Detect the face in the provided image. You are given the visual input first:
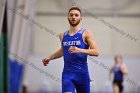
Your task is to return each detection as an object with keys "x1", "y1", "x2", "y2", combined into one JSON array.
[
  {"x1": 115, "y1": 56, "x2": 122, "y2": 64},
  {"x1": 68, "y1": 10, "x2": 82, "y2": 27}
]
